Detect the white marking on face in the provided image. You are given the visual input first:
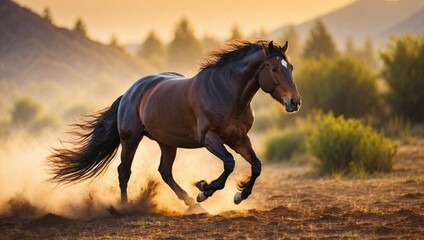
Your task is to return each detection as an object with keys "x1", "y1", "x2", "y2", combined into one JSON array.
[{"x1": 281, "y1": 59, "x2": 288, "y2": 69}]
